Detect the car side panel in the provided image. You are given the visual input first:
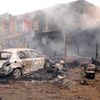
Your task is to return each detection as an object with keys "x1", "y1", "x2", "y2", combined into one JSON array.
[
  {"x1": 20, "y1": 58, "x2": 33, "y2": 74},
  {"x1": 29, "y1": 50, "x2": 45, "y2": 71},
  {"x1": 32, "y1": 57, "x2": 45, "y2": 70}
]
